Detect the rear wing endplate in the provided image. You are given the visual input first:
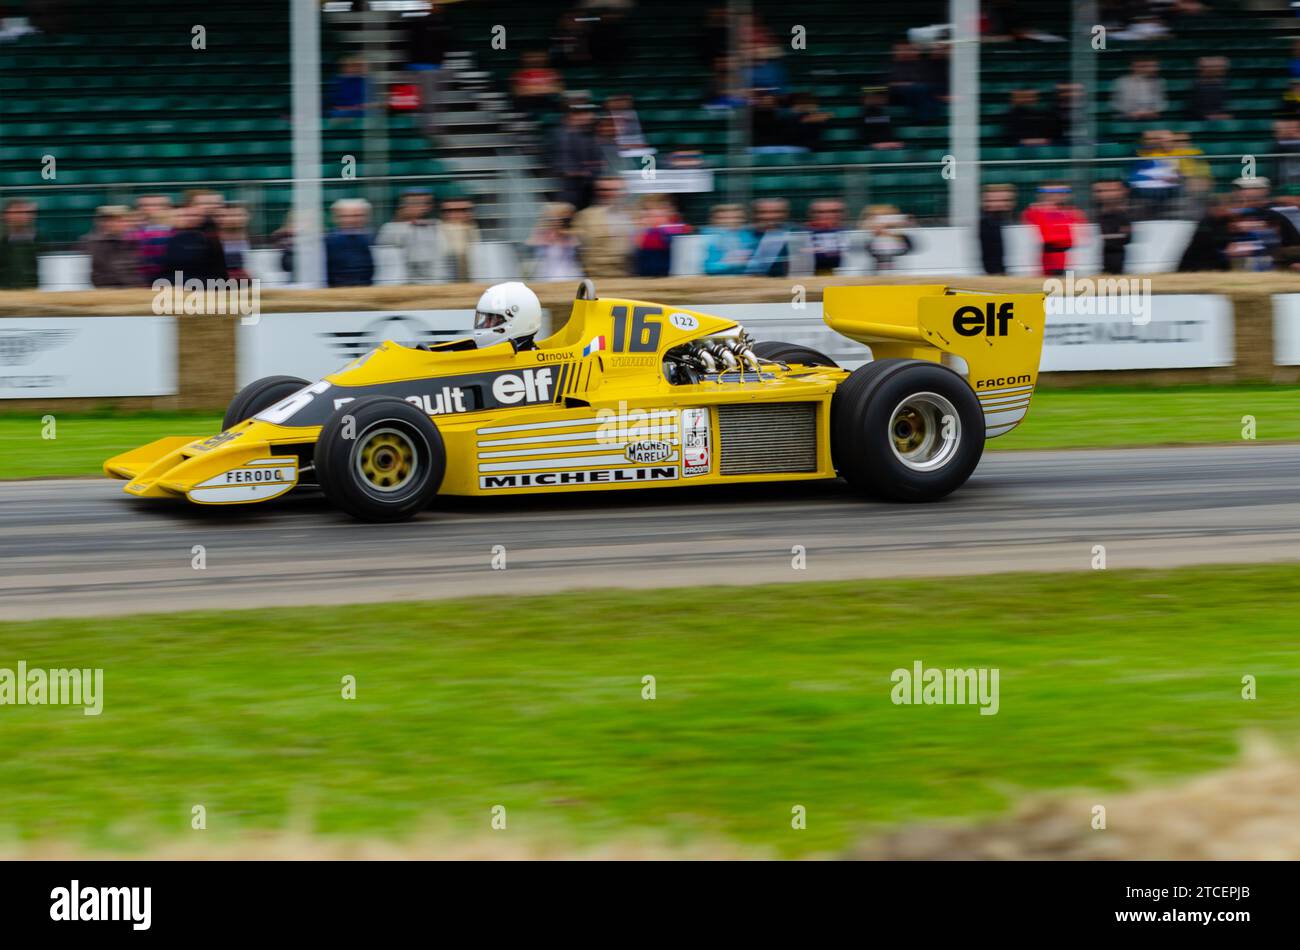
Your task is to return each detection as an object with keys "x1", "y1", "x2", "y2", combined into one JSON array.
[{"x1": 824, "y1": 285, "x2": 1046, "y2": 438}]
